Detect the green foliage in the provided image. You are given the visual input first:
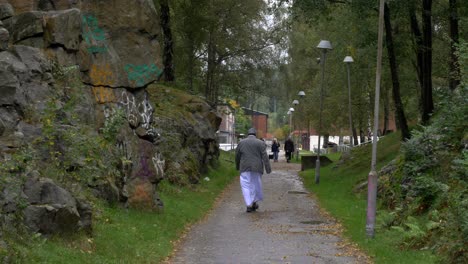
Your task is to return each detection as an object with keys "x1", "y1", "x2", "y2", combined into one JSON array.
[
  {"x1": 100, "y1": 108, "x2": 126, "y2": 142},
  {"x1": 1, "y1": 64, "x2": 126, "y2": 262},
  {"x1": 32, "y1": 90, "x2": 122, "y2": 187},
  {"x1": 379, "y1": 85, "x2": 468, "y2": 262},
  {"x1": 22, "y1": 152, "x2": 237, "y2": 263},
  {"x1": 456, "y1": 39, "x2": 468, "y2": 87},
  {"x1": 234, "y1": 108, "x2": 251, "y2": 135},
  {"x1": 300, "y1": 134, "x2": 437, "y2": 263},
  {"x1": 390, "y1": 216, "x2": 428, "y2": 248}
]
